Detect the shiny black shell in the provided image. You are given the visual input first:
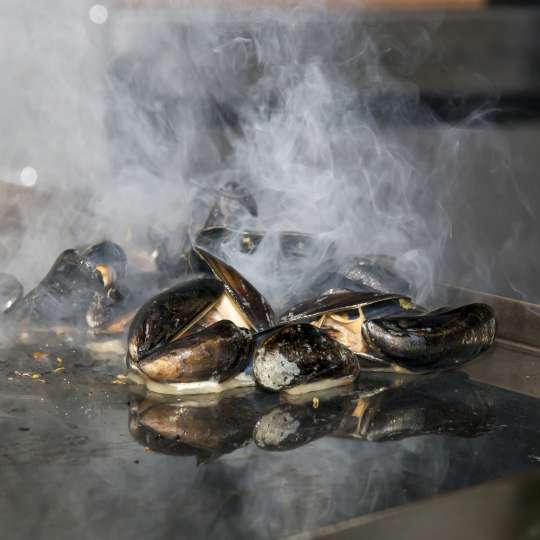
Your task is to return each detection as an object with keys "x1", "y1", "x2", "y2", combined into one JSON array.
[
  {"x1": 127, "y1": 277, "x2": 224, "y2": 361},
  {"x1": 362, "y1": 303, "x2": 496, "y2": 372},
  {"x1": 138, "y1": 320, "x2": 251, "y2": 383},
  {"x1": 252, "y1": 323, "x2": 359, "y2": 392},
  {"x1": 195, "y1": 247, "x2": 276, "y2": 331}
]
